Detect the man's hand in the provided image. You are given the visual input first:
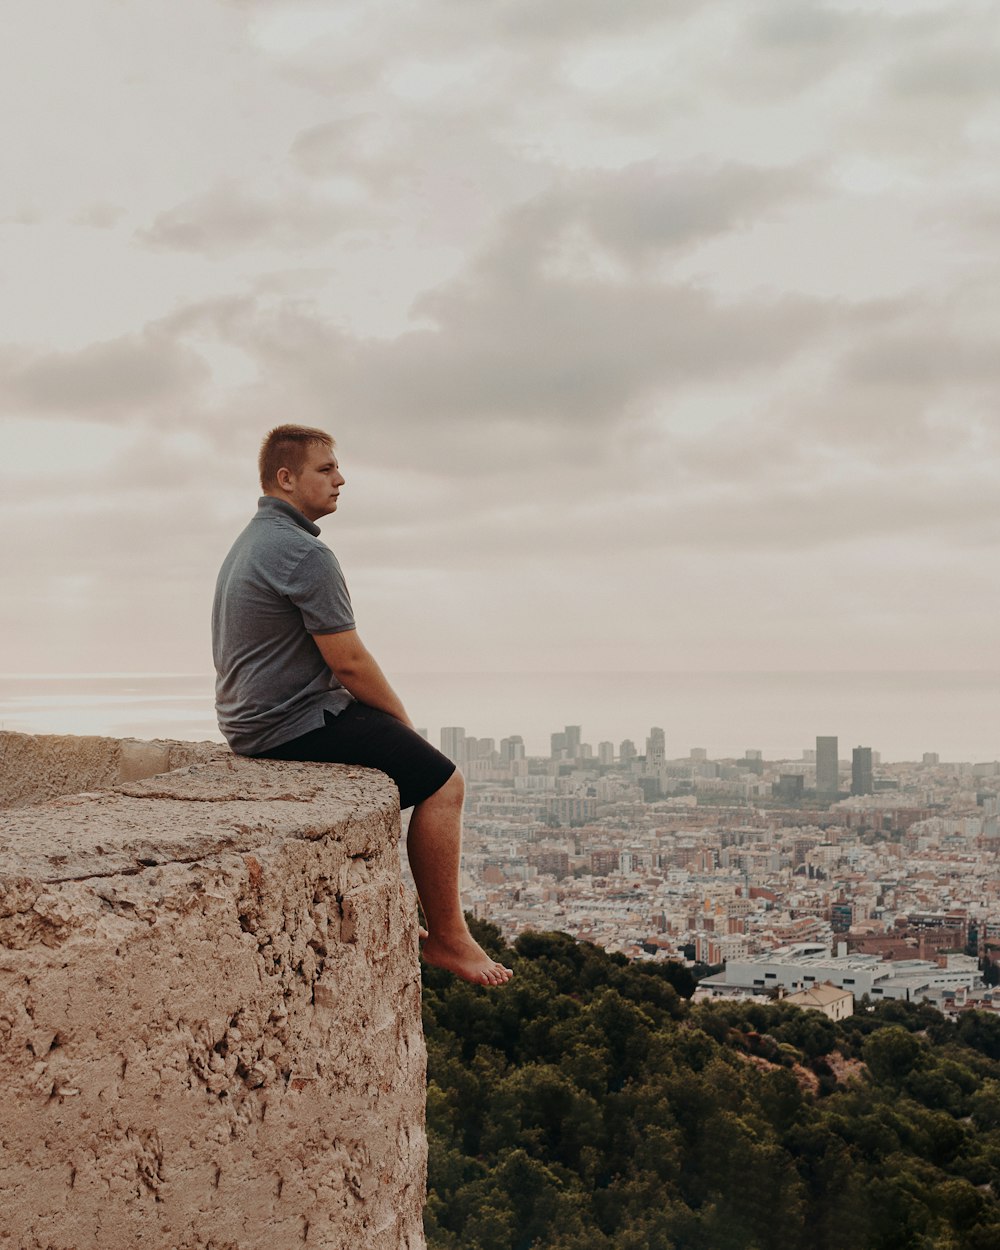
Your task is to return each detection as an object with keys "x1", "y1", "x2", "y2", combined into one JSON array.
[{"x1": 311, "y1": 629, "x2": 414, "y2": 727}]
